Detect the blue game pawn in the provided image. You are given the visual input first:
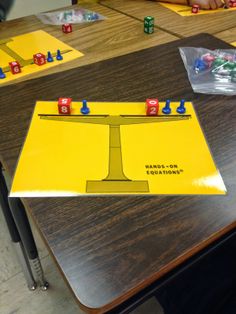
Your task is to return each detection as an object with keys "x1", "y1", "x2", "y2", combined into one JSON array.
[
  {"x1": 47, "y1": 51, "x2": 54, "y2": 62},
  {"x1": 177, "y1": 99, "x2": 186, "y2": 114},
  {"x1": 0, "y1": 67, "x2": 6, "y2": 79},
  {"x1": 194, "y1": 58, "x2": 207, "y2": 73},
  {"x1": 162, "y1": 99, "x2": 171, "y2": 114},
  {"x1": 56, "y1": 50, "x2": 63, "y2": 61},
  {"x1": 80, "y1": 99, "x2": 90, "y2": 115}
]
